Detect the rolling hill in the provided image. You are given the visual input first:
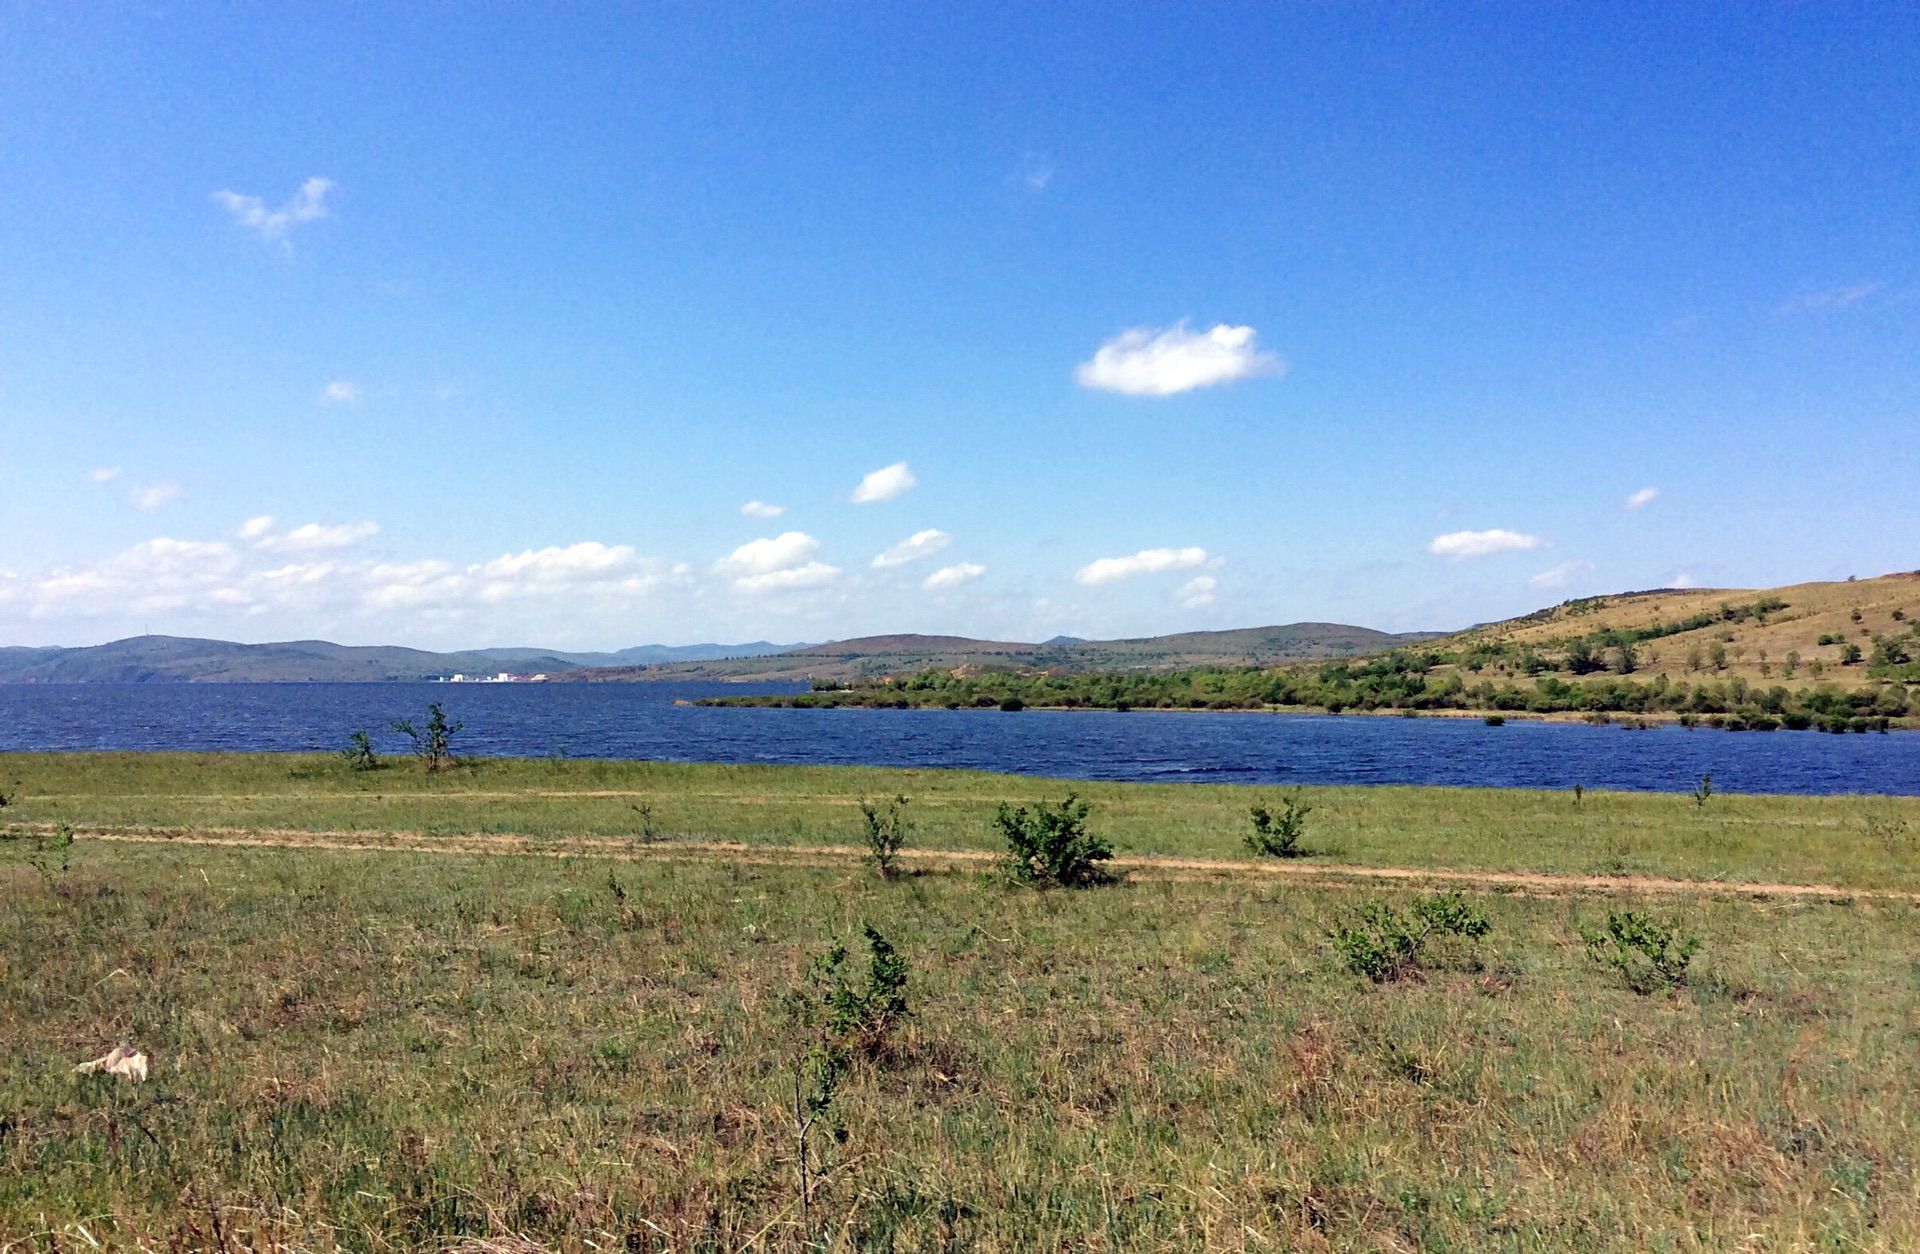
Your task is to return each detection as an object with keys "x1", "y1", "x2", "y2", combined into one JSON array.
[
  {"x1": 1427, "y1": 571, "x2": 1920, "y2": 690},
  {"x1": 554, "y1": 623, "x2": 1444, "y2": 682},
  {"x1": 0, "y1": 636, "x2": 803, "y2": 683}
]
